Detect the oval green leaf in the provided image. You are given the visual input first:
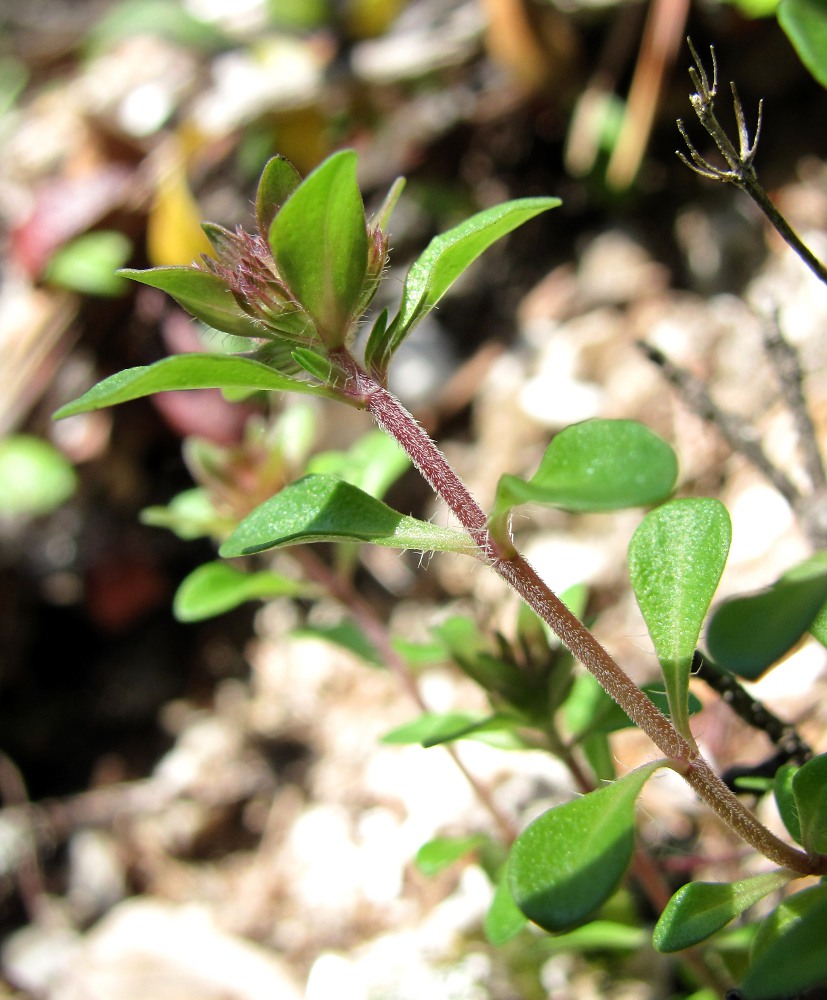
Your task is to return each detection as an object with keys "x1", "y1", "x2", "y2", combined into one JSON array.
[
  {"x1": 705, "y1": 570, "x2": 827, "y2": 679},
  {"x1": 778, "y1": 0, "x2": 827, "y2": 88},
  {"x1": 53, "y1": 354, "x2": 336, "y2": 419},
  {"x1": 119, "y1": 267, "x2": 266, "y2": 338},
  {"x1": 219, "y1": 474, "x2": 477, "y2": 557},
  {"x1": 493, "y1": 419, "x2": 678, "y2": 519},
  {"x1": 628, "y1": 498, "x2": 731, "y2": 739},
  {"x1": 508, "y1": 761, "x2": 666, "y2": 932},
  {"x1": 270, "y1": 150, "x2": 368, "y2": 345},
  {"x1": 0, "y1": 435, "x2": 77, "y2": 516},
  {"x1": 740, "y1": 884, "x2": 827, "y2": 999},
  {"x1": 387, "y1": 197, "x2": 561, "y2": 359},
  {"x1": 172, "y1": 561, "x2": 311, "y2": 622},
  {"x1": 653, "y1": 869, "x2": 795, "y2": 953},
  {"x1": 792, "y1": 752, "x2": 827, "y2": 854}
]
